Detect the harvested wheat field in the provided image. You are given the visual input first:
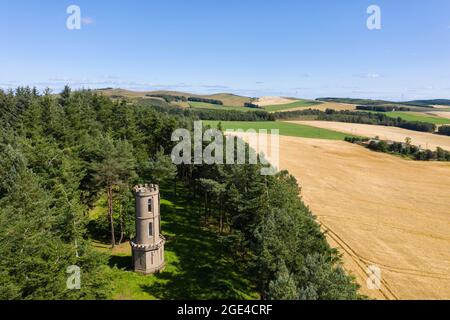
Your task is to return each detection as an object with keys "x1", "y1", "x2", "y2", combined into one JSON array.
[
  {"x1": 308, "y1": 102, "x2": 356, "y2": 112},
  {"x1": 426, "y1": 112, "x2": 450, "y2": 119},
  {"x1": 274, "y1": 136, "x2": 450, "y2": 300},
  {"x1": 288, "y1": 121, "x2": 450, "y2": 151},
  {"x1": 254, "y1": 96, "x2": 297, "y2": 106}
]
